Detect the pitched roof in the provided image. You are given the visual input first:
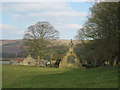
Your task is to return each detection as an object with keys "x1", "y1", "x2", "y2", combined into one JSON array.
[
  {"x1": 23, "y1": 55, "x2": 36, "y2": 62},
  {"x1": 52, "y1": 54, "x2": 64, "y2": 59},
  {"x1": 16, "y1": 58, "x2": 24, "y2": 63}
]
